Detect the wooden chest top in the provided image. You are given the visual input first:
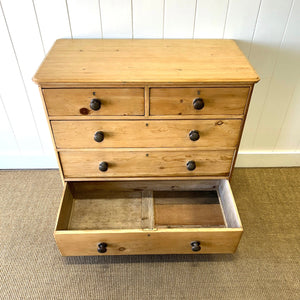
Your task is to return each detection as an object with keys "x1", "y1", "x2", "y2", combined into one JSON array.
[{"x1": 33, "y1": 39, "x2": 259, "y2": 86}]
